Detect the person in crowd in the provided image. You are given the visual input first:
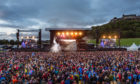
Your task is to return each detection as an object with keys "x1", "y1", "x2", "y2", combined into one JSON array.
[{"x1": 0, "y1": 51, "x2": 139, "y2": 84}]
